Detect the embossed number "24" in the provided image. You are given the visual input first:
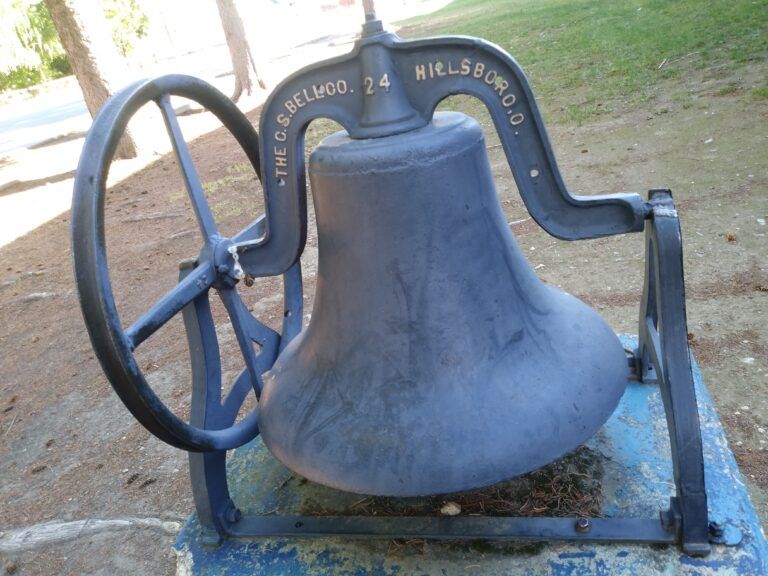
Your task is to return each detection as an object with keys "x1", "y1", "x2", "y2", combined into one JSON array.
[{"x1": 363, "y1": 73, "x2": 391, "y2": 95}]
